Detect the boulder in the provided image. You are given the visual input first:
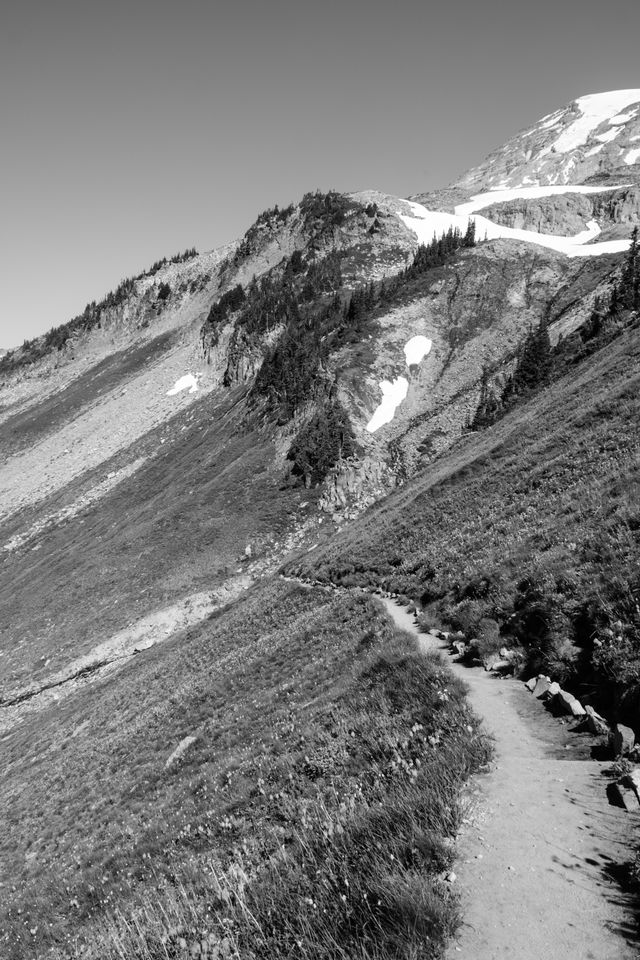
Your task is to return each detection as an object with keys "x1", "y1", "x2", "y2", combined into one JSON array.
[
  {"x1": 612, "y1": 724, "x2": 636, "y2": 757},
  {"x1": 626, "y1": 768, "x2": 640, "y2": 797},
  {"x1": 524, "y1": 677, "x2": 538, "y2": 692},
  {"x1": 489, "y1": 659, "x2": 512, "y2": 672},
  {"x1": 569, "y1": 699, "x2": 586, "y2": 717},
  {"x1": 585, "y1": 705, "x2": 609, "y2": 737},
  {"x1": 556, "y1": 690, "x2": 577, "y2": 714},
  {"x1": 547, "y1": 682, "x2": 561, "y2": 698},
  {"x1": 533, "y1": 677, "x2": 552, "y2": 698},
  {"x1": 610, "y1": 782, "x2": 640, "y2": 812}
]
